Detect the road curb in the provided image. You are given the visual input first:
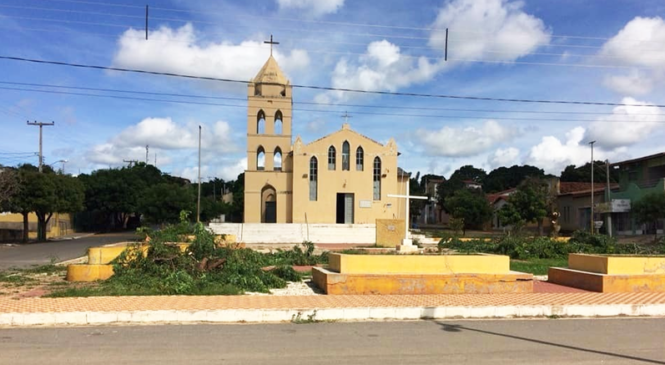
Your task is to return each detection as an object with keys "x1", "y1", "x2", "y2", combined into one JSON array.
[{"x1": 2, "y1": 304, "x2": 665, "y2": 326}]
